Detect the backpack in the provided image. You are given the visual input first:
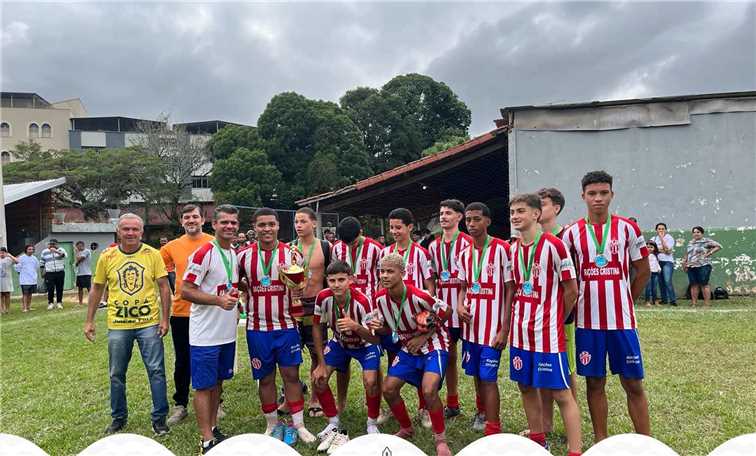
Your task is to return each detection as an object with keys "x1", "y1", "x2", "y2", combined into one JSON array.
[{"x1": 713, "y1": 286, "x2": 729, "y2": 300}]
